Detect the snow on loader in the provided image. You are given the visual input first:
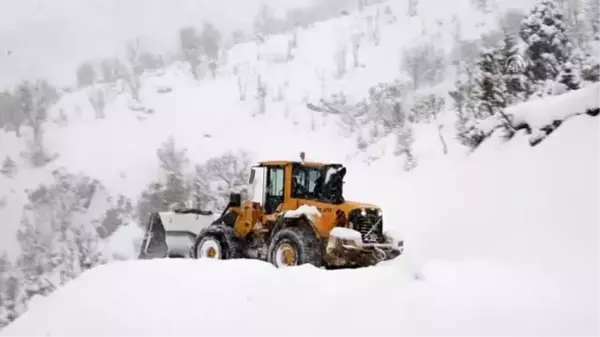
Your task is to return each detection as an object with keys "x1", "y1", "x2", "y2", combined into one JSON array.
[{"x1": 138, "y1": 153, "x2": 403, "y2": 268}]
